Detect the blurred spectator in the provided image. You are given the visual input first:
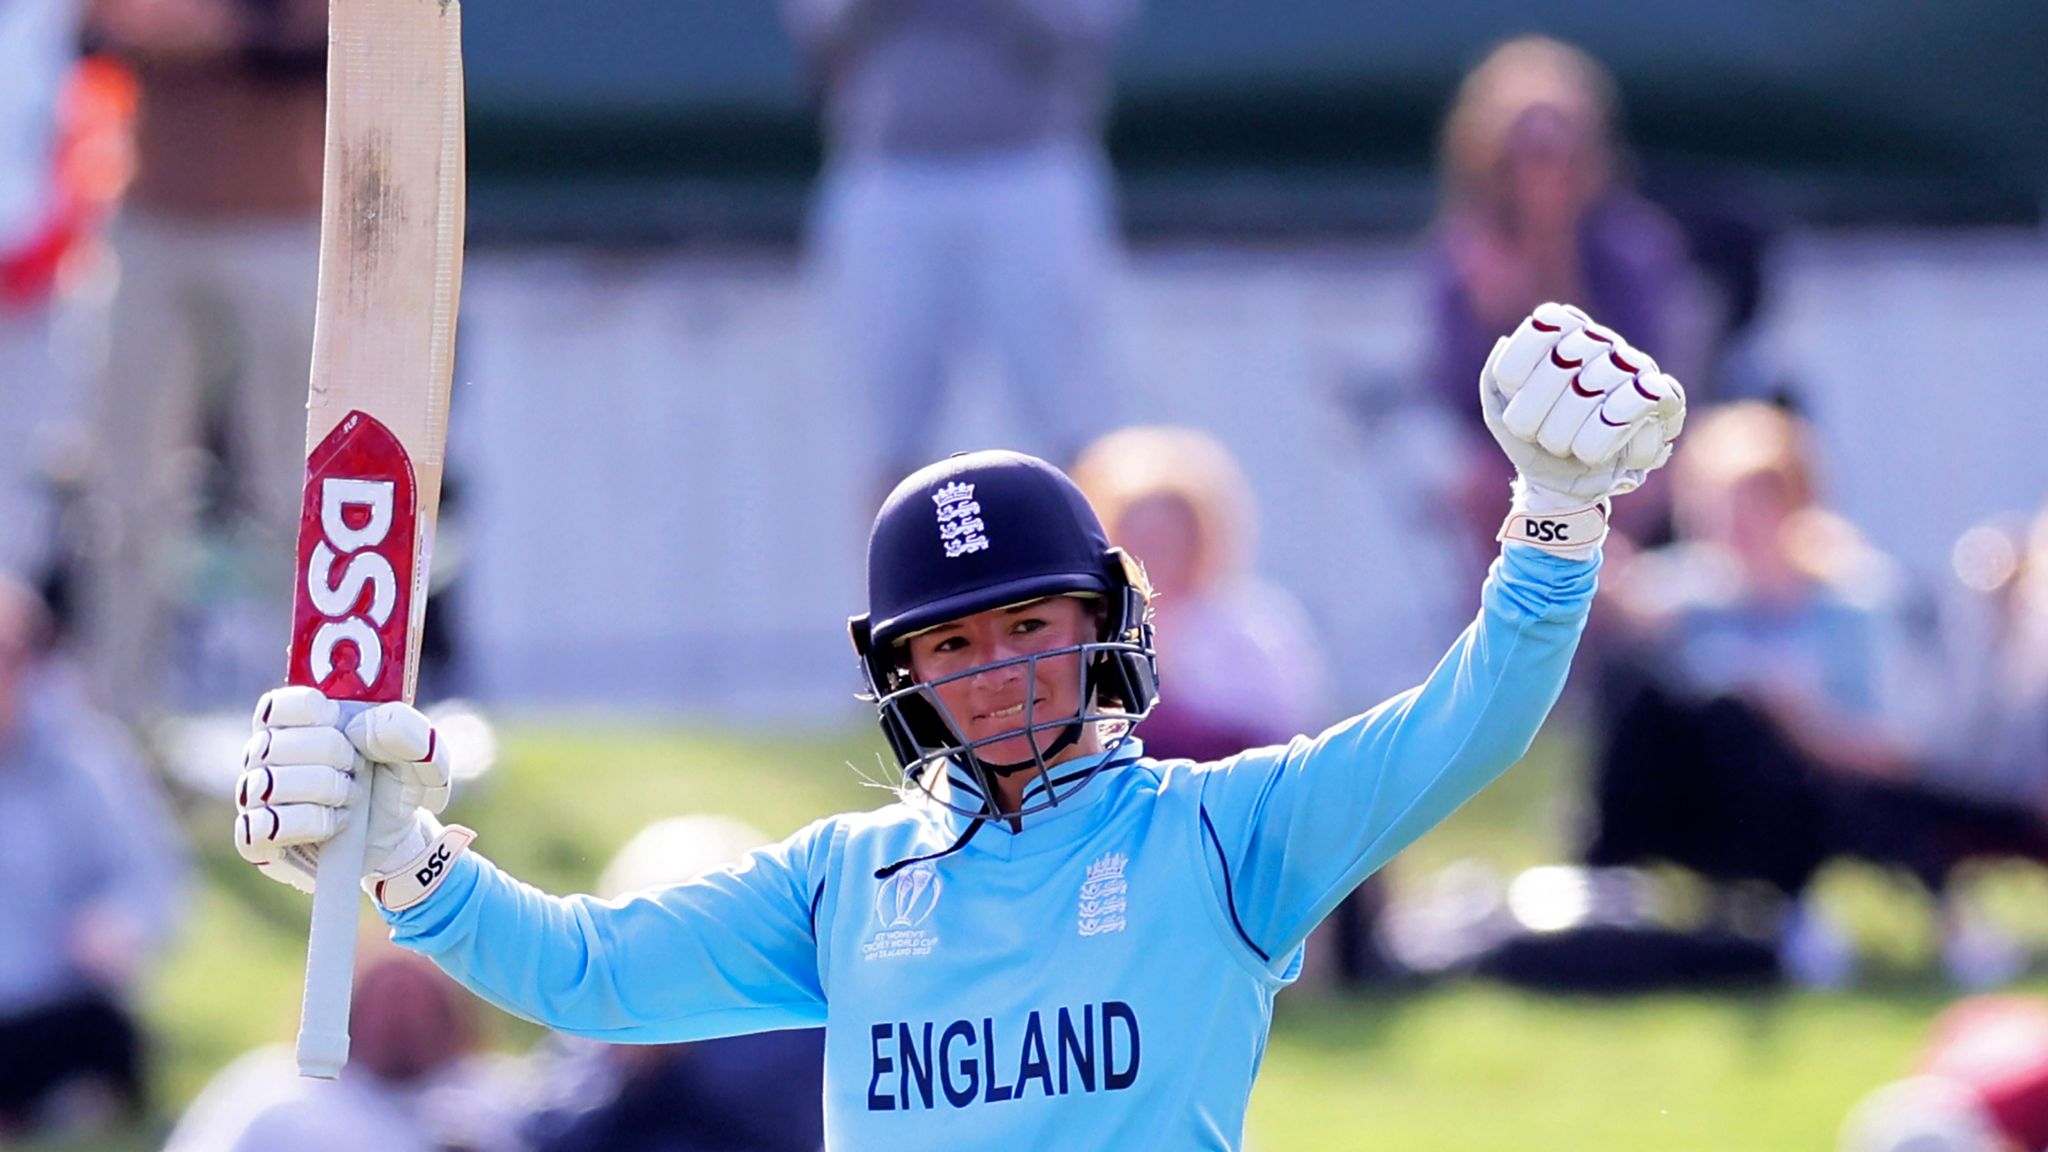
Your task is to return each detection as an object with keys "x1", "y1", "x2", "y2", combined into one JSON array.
[
  {"x1": 1929, "y1": 506, "x2": 2048, "y2": 820},
  {"x1": 1427, "y1": 36, "x2": 1692, "y2": 555},
  {"x1": 783, "y1": 0, "x2": 1136, "y2": 493},
  {"x1": 1888, "y1": 504, "x2": 2048, "y2": 984},
  {"x1": 162, "y1": 949, "x2": 527, "y2": 1152},
  {"x1": 523, "y1": 815, "x2": 827, "y2": 1152},
  {"x1": 1841, "y1": 996, "x2": 2048, "y2": 1152},
  {"x1": 1578, "y1": 402, "x2": 2048, "y2": 987},
  {"x1": 1069, "y1": 426, "x2": 1328, "y2": 761},
  {"x1": 0, "y1": 0, "x2": 85, "y2": 581},
  {"x1": 1069, "y1": 428, "x2": 1393, "y2": 985},
  {"x1": 77, "y1": 0, "x2": 325, "y2": 727},
  {"x1": 0, "y1": 573, "x2": 184, "y2": 1139}
]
